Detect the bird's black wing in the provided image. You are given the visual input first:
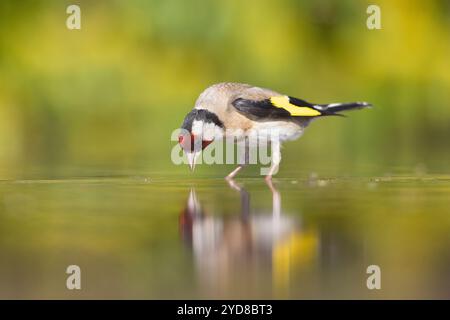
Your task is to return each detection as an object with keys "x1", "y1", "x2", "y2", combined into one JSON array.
[
  {"x1": 232, "y1": 98, "x2": 291, "y2": 120},
  {"x1": 231, "y1": 96, "x2": 323, "y2": 120}
]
